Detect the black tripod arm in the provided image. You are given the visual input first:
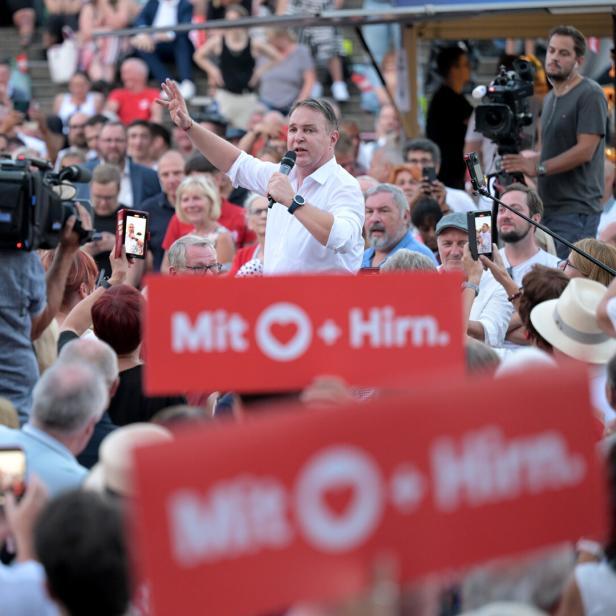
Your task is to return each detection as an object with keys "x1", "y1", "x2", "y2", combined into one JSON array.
[{"x1": 477, "y1": 187, "x2": 616, "y2": 278}]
